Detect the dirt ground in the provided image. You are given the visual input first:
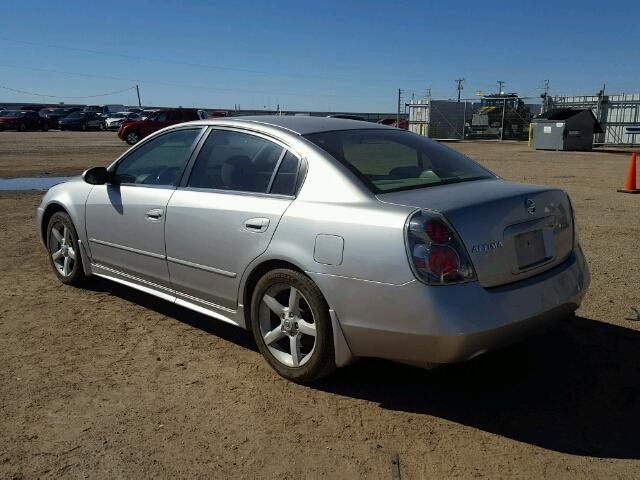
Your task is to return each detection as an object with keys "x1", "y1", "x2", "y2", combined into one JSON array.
[{"x1": 1, "y1": 132, "x2": 639, "y2": 478}]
